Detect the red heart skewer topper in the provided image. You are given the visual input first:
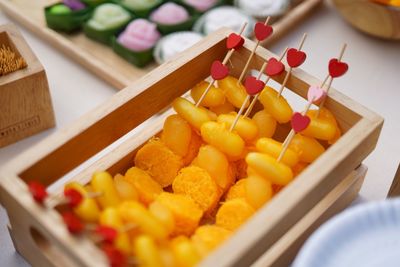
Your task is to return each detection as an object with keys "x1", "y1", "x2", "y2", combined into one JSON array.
[
  {"x1": 245, "y1": 76, "x2": 265, "y2": 95},
  {"x1": 291, "y1": 112, "x2": 311, "y2": 133},
  {"x1": 28, "y1": 181, "x2": 48, "y2": 204},
  {"x1": 287, "y1": 48, "x2": 307, "y2": 68},
  {"x1": 254, "y1": 22, "x2": 273, "y2": 42},
  {"x1": 226, "y1": 33, "x2": 244, "y2": 50},
  {"x1": 329, "y1": 58, "x2": 348, "y2": 78},
  {"x1": 265, "y1": 57, "x2": 285, "y2": 76},
  {"x1": 211, "y1": 60, "x2": 229, "y2": 80},
  {"x1": 62, "y1": 211, "x2": 84, "y2": 234}
]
